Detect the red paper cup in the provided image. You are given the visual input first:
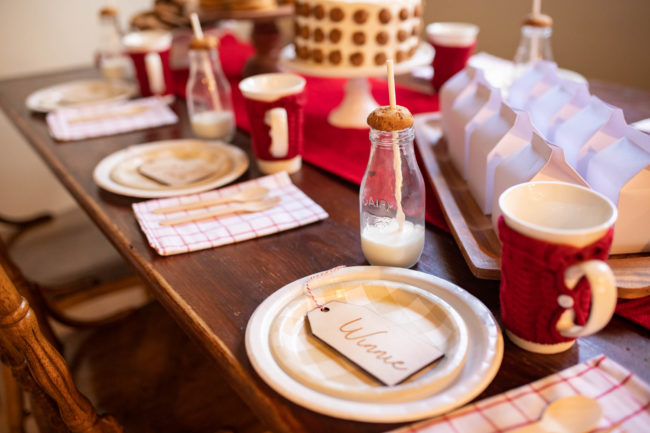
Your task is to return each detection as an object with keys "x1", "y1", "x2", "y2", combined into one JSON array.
[
  {"x1": 497, "y1": 182, "x2": 618, "y2": 354},
  {"x1": 427, "y1": 23, "x2": 479, "y2": 93},
  {"x1": 123, "y1": 30, "x2": 174, "y2": 97},
  {"x1": 239, "y1": 73, "x2": 307, "y2": 174}
]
